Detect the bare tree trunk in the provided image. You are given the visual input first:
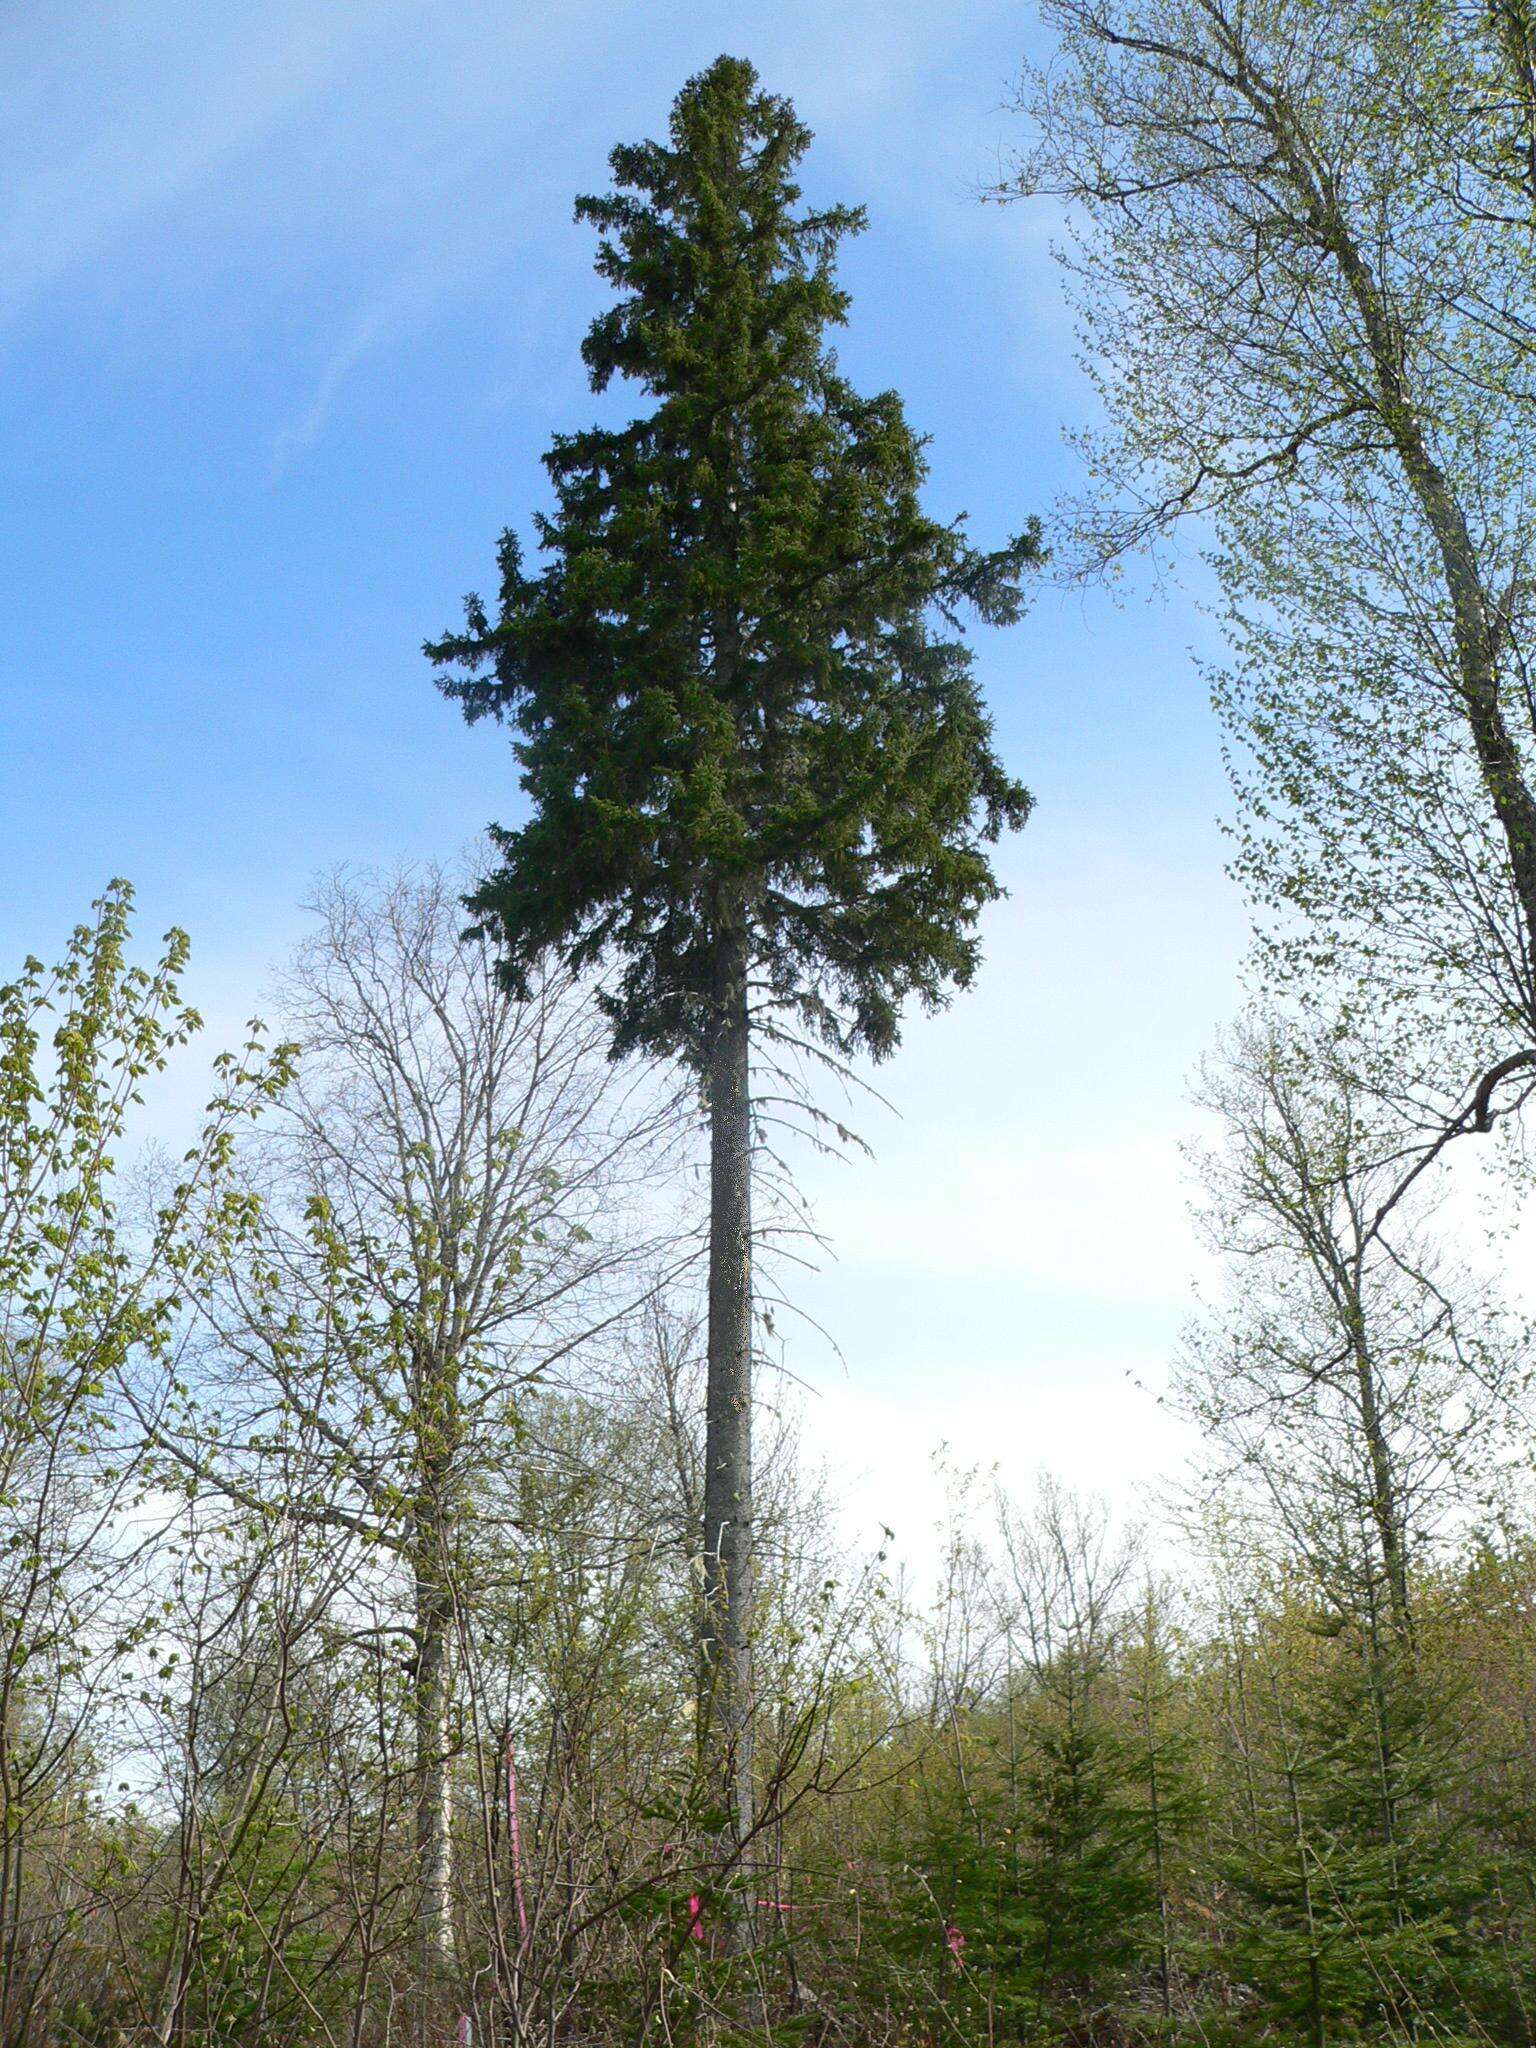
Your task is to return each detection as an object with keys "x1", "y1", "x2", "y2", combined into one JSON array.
[
  {"x1": 700, "y1": 915, "x2": 755, "y2": 1865},
  {"x1": 1345, "y1": 1311, "x2": 1413, "y2": 1641},
  {"x1": 416, "y1": 1579, "x2": 456, "y2": 1950},
  {"x1": 1137, "y1": 1590, "x2": 1173, "y2": 2021},
  {"x1": 1270, "y1": 1673, "x2": 1326, "y2": 2048},
  {"x1": 413, "y1": 1551, "x2": 457, "y2": 2040},
  {"x1": 409, "y1": 1326, "x2": 462, "y2": 2039}
]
